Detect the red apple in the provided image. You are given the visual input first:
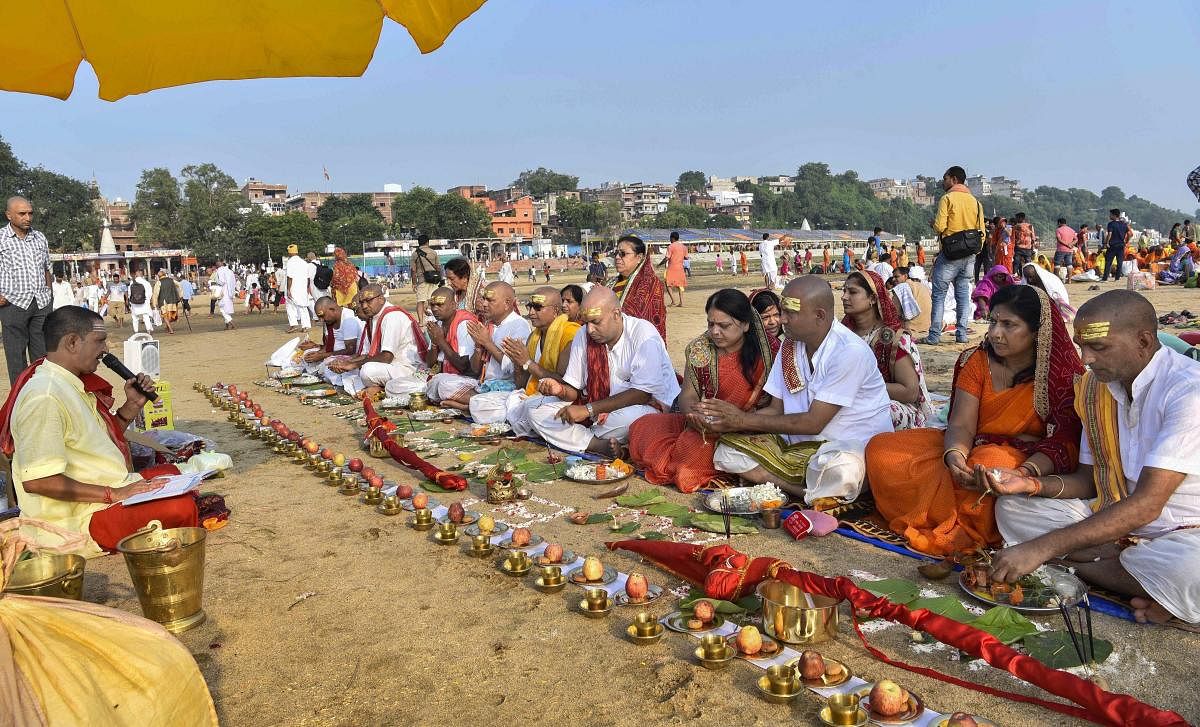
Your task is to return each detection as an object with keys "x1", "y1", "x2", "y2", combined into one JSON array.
[
  {"x1": 625, "y1": 572, "x2": 648, "y2": 601},
  {"x1": 735, "y1": 625, "x2": 762, "y2": 655},
  {"x1": 361, "y1": 467, "x2": 376, "y2": 481},
  {"x1": 304, "y1": 440, "x2": 320, "y2": 454},
  {"x1": 510, "y1": 527, "x2": 531, "y2": 547},
  {"x1": 396, "y1": 484, "x2": 413, "y2": 499},
  {"x1": 320, "y1": 448, "x2": 334, "y2": 460},
  {"x1": 448, "y1": 502, "x2": 466, "y2": 523},
  {"x1": 347, "y1": 458, "x2": 364, "y2": 473},
  {"x1": 869, "y1": 679, "x2": 909, "y2": 717},
  {"x1": 693, "y1": 600, "x2": 715, "y2": 624},
  {"x1": 368, "y1": 475, "x2": 384, "y2": 488},
  {"x1": 411, "y1": 493, "x2": 428, "y2": 509},
  {"x1": 798, "y1": 650, "x2": 826, "y2": 680}
]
